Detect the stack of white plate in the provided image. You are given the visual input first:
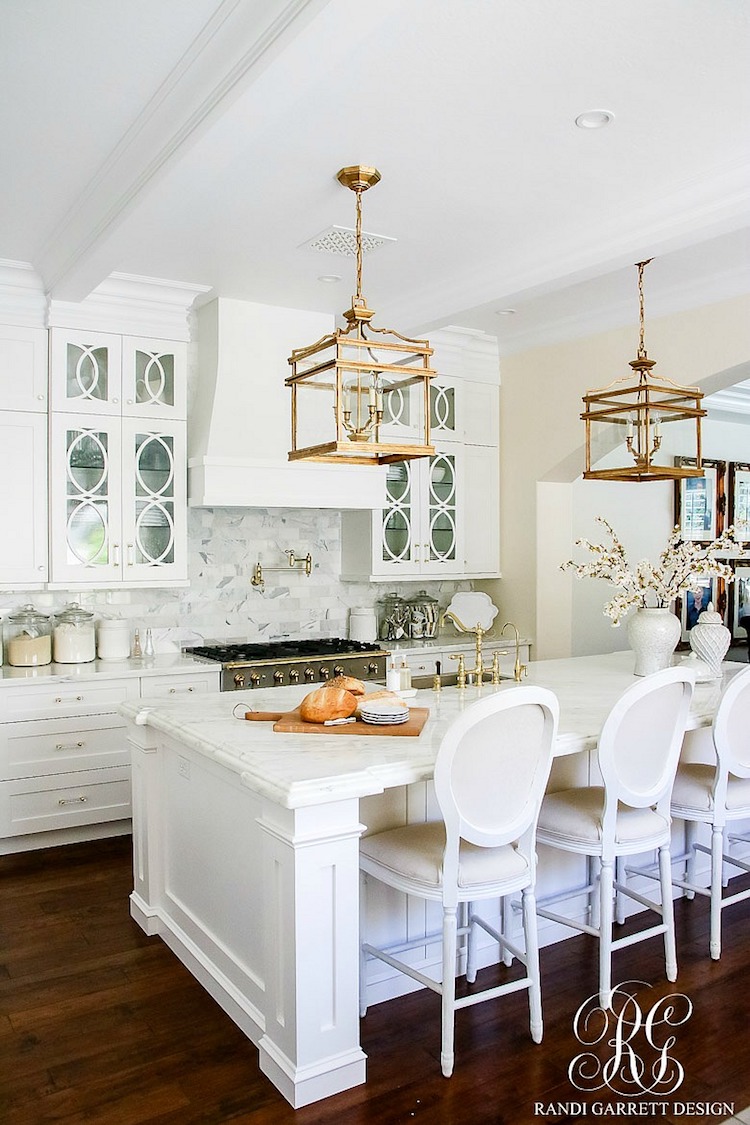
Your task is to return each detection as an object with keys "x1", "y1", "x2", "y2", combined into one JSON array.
[{"x1": 359, "y1": 699, "x2": 410, "y2": 726}]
